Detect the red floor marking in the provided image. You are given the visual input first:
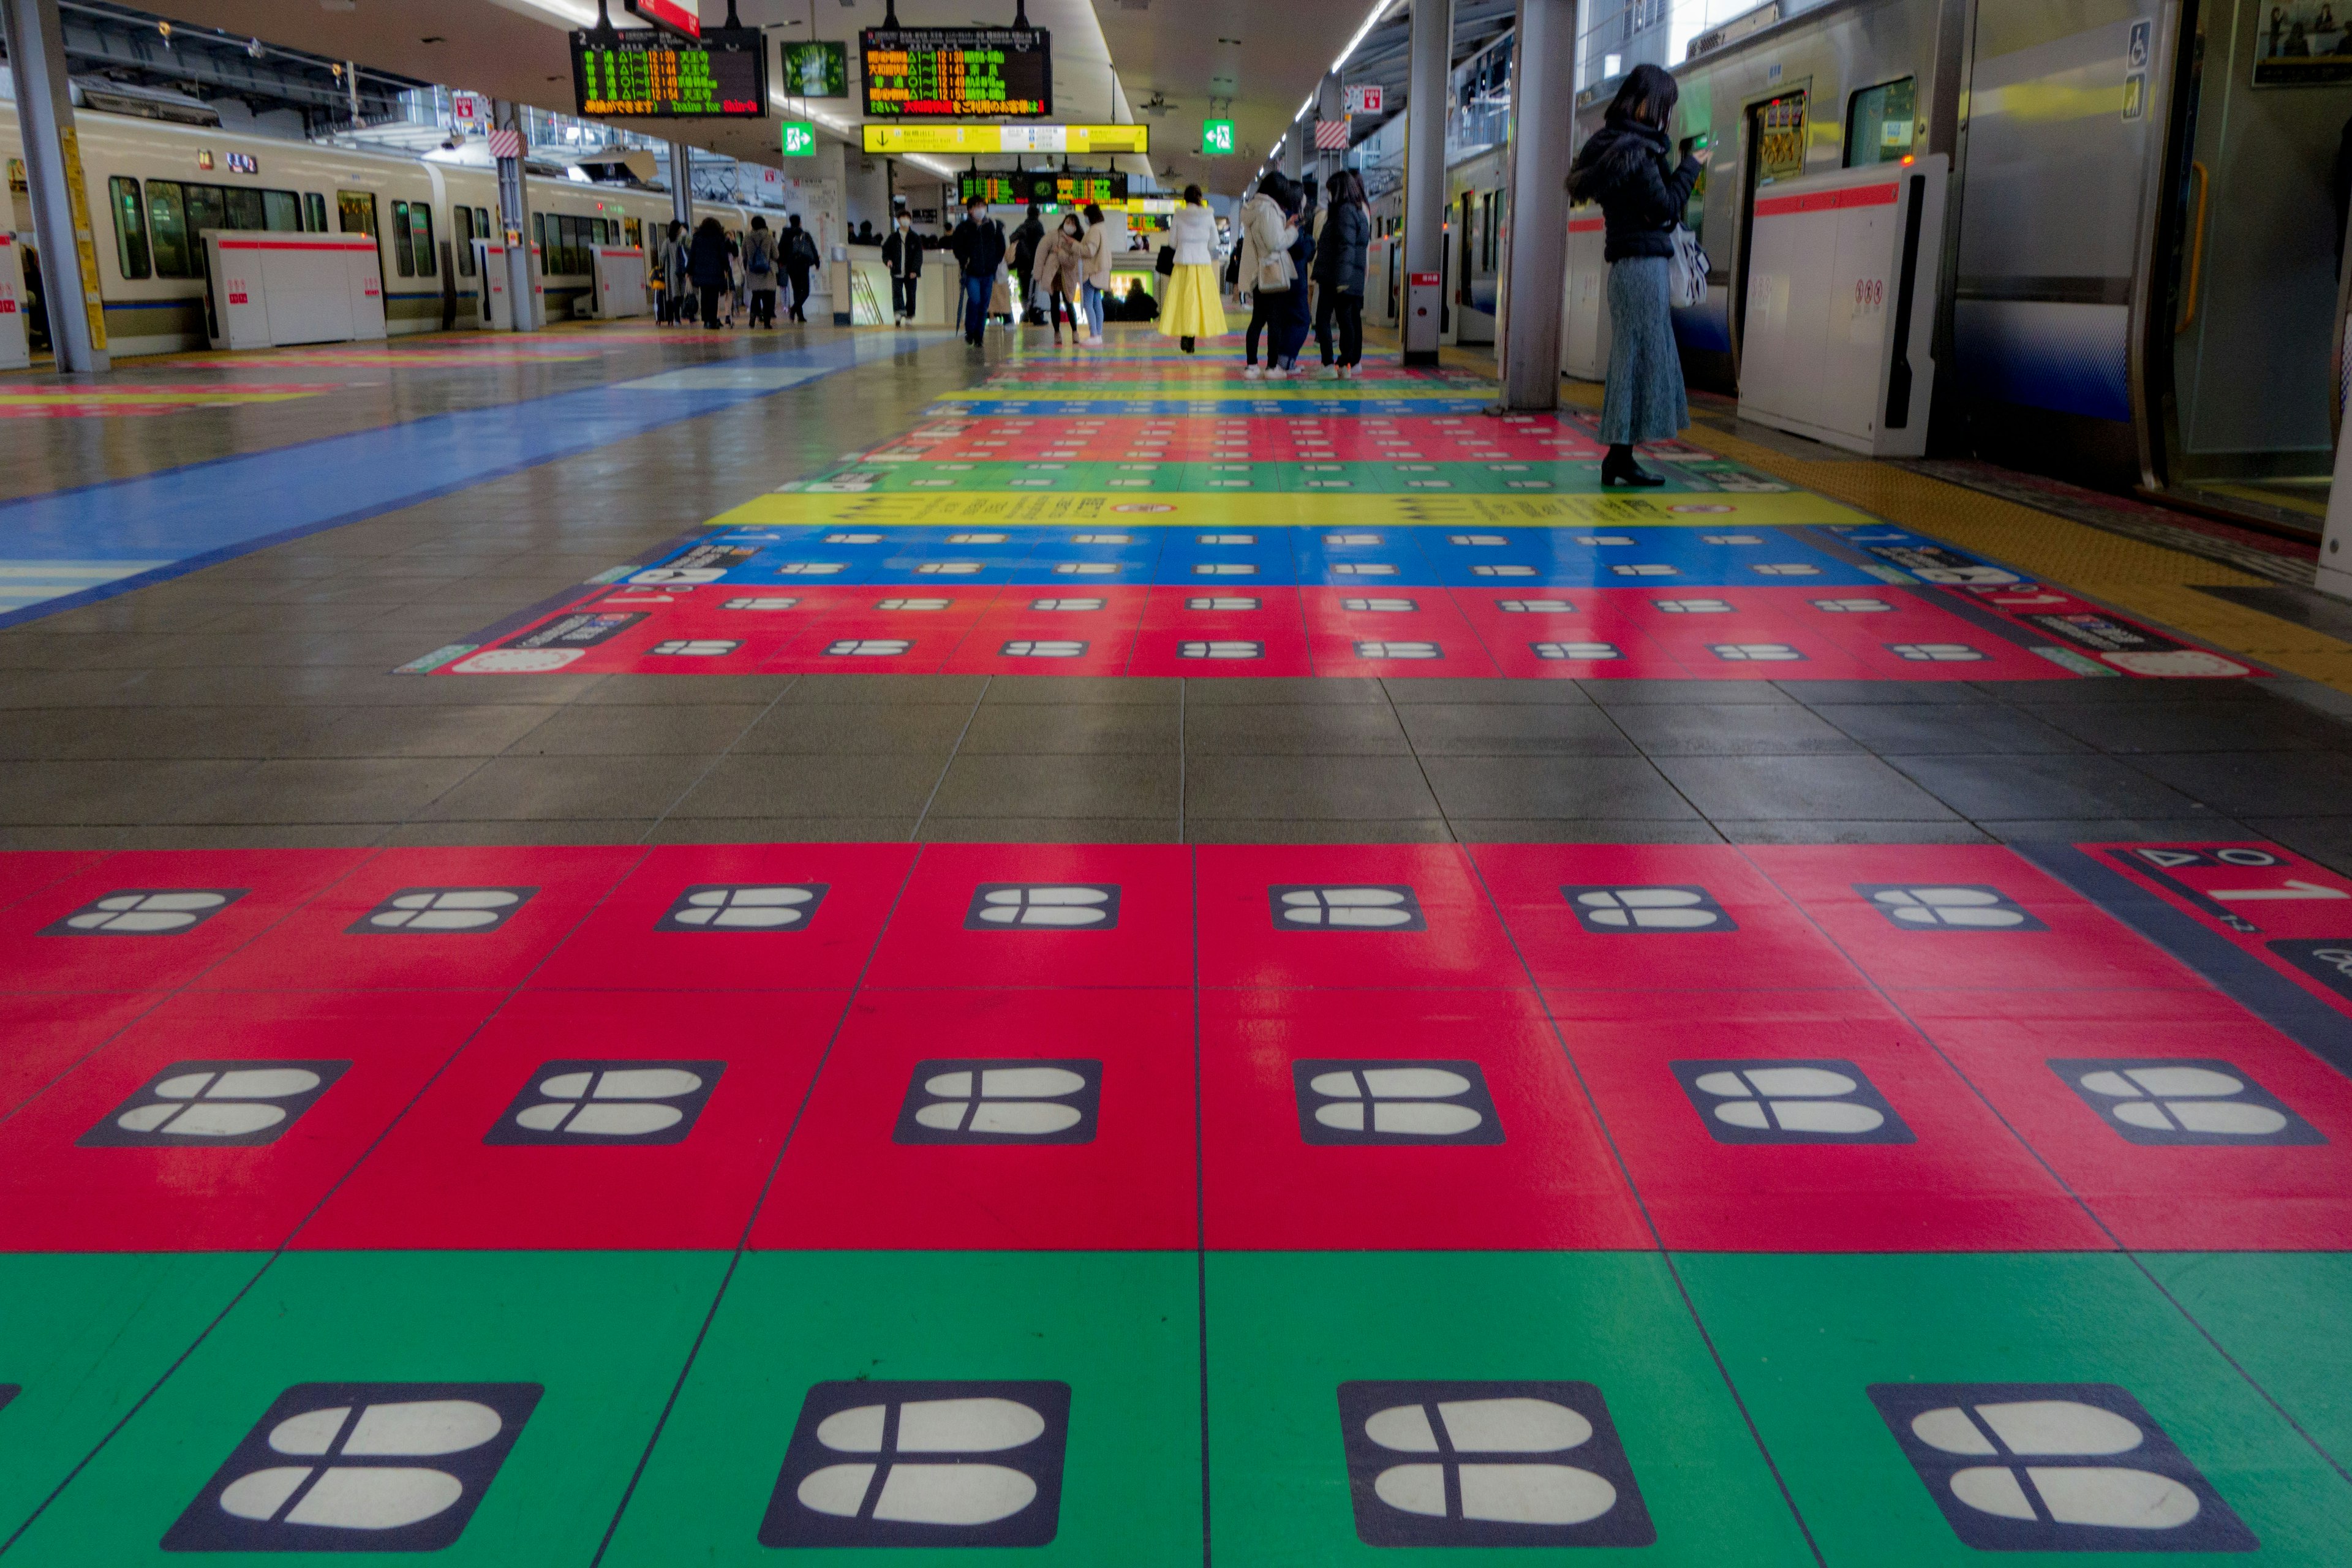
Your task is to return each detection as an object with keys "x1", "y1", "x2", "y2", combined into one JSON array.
[
  {"x1": 0, "y1": 849, "x2": 371, "y2": 993},
  {"x1": 0, "y1": 989, "x2": 487, "y2": 1251},
  {"x1": 863, "y1": 845, "x2": 1193, "y2": 990},
  {"x1": 301, "y1": 989, "x2": 839, "y2": 1251},
  {"x1": 528, "y1": 843, "x2": 915, "y2": 992},
  {"x1": 1196, "y1": 845, "x2": 1527, "y2": 990},
  {"x1": 0, "y1": 850, "x2": 111, "y2": 912},
  {"x1": 194, "y1": 846, "x2": 641, "y2": 992},
  {"x1": 1930, "y1": 1016, "x2": 2352, "y2": 1250},
  {"x1": 1566, "y1": 1006, "x2": 2110, "y2": 1252},
  {"x1": 2087, "y1": 840, "x2": 2352, "y2": 1021},
  {"x1": 1469, "y1": 844, "x2": 1874, "y2": 993},
  {"x1": 0, "y1": 992, "x2": 159, "y2": 1118},
  {"x1": 1199, "y1": 988, "x2": 1649, "y2": 1250},
  {"x1": 753, "y1": 987, "x2": 1197, "y2": 1250},
  {"x1": 1747, "y1": 844, "x2": 2218, "y2": 994}
]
